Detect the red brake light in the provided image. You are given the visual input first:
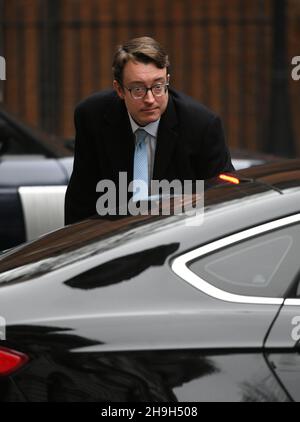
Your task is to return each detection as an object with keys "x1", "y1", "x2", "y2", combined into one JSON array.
[
  {"x1": 219, "y1": 174, "x2": 240, "y2": 185},
  {"x1": 0, "y1": 347, "x2": 29, "y2": 376}
]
